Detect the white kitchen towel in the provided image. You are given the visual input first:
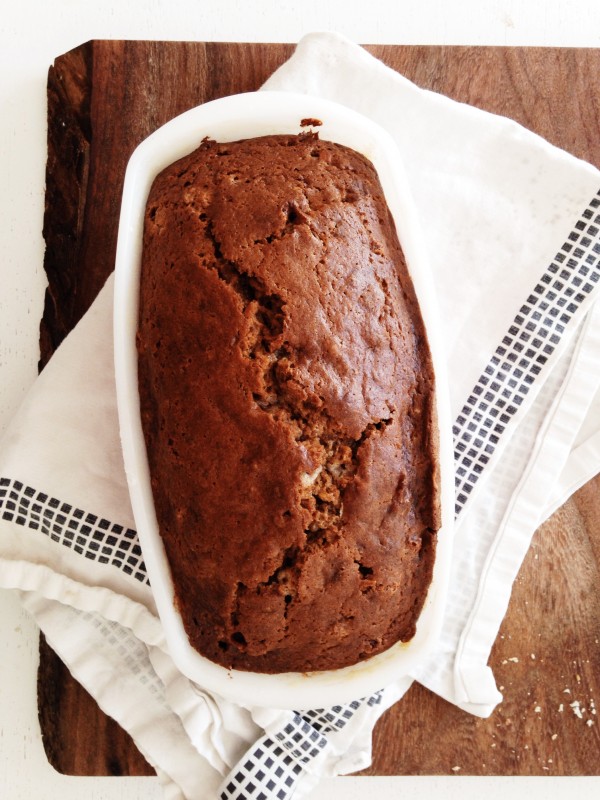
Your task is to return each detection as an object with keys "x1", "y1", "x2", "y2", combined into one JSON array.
[{"x1": 1, "y1": 31, "x2": 600, "y2": 800}]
